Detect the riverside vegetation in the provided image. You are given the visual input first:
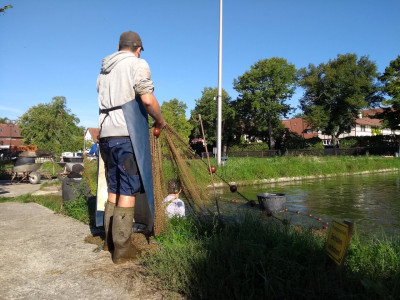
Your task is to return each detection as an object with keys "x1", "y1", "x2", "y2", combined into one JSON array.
[{"x1": 1, "y1": 156, "x2": 399, "y2": 299}]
